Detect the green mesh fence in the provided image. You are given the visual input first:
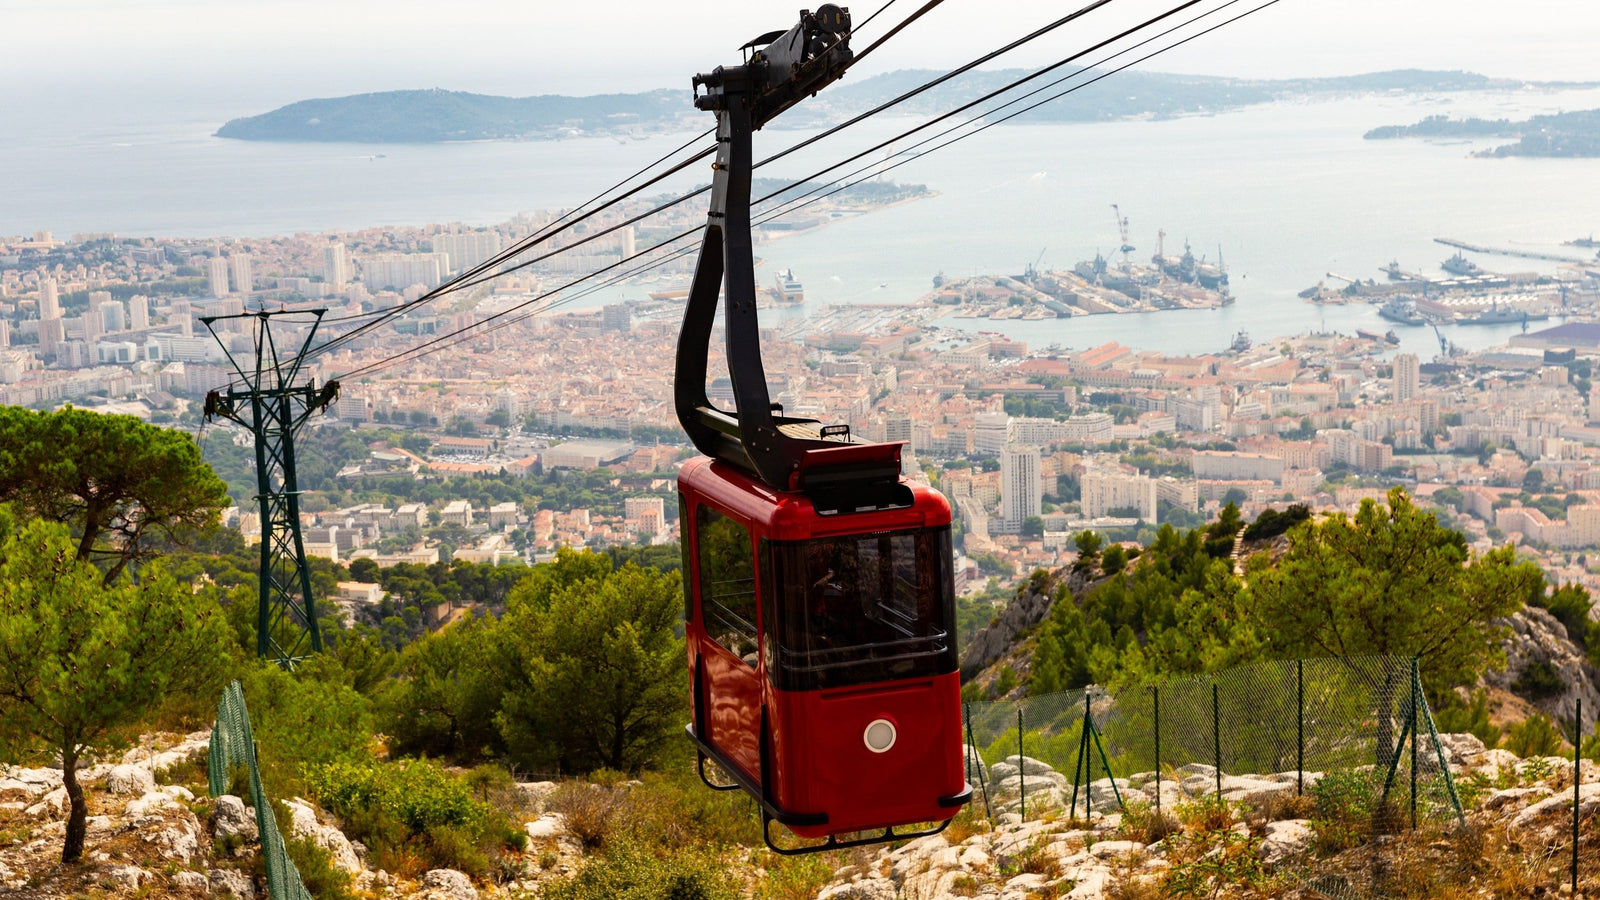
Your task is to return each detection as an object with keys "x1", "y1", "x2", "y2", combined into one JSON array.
[
  {"x1": 209, "y1": 680, "x2": 312, "y2": 900},
  {"x1": 965, "y1": 656, "x2": 1466, "y2": 899}
]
